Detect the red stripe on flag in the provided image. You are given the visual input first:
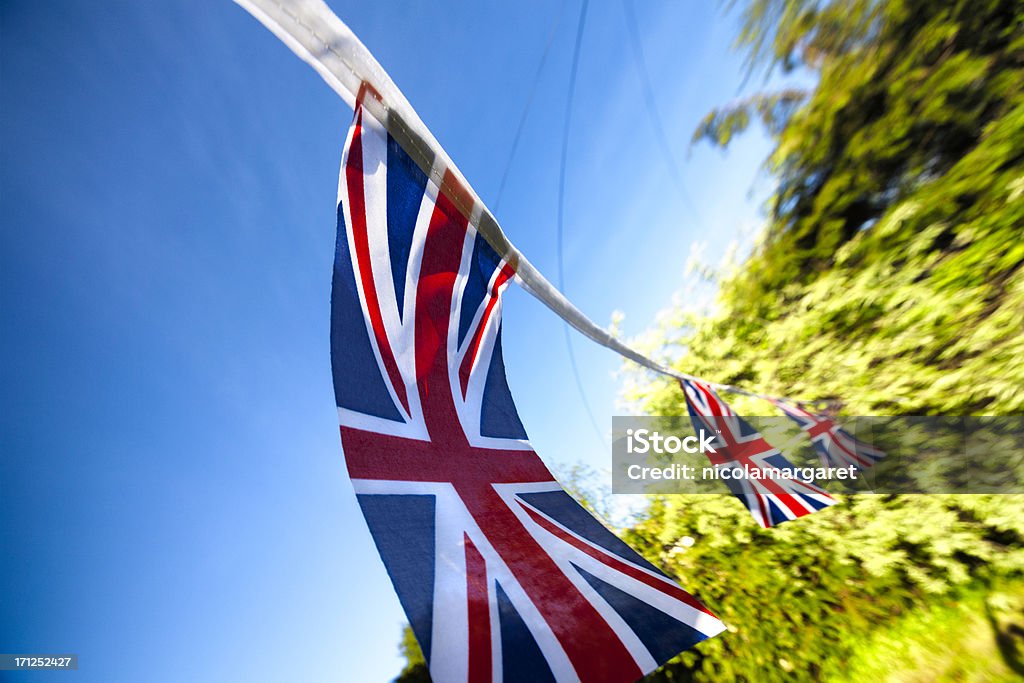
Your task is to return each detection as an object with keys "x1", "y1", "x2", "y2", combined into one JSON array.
[
  {"x1": 414, "y1": 181, "x2": 473, "y2": 439},
  {"x1": 465, "y1": 535, "x2": 492, "y2": 683},
  {"x1": 827, "y1": 430, "x2": 873, "y2": 467},
  {"x1": 519, "y1": 503, "x2": 717, "y2": 618},
  {"x1": 459, "y1": 264, "x2": 516, "y2": 397},
  {"x1": 345, "y1": 109, "x2": 411, "y2": 415}
]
